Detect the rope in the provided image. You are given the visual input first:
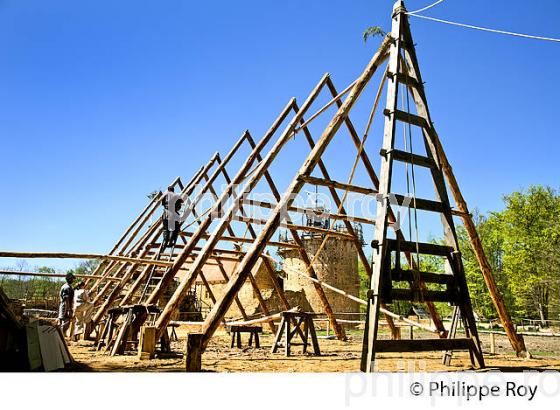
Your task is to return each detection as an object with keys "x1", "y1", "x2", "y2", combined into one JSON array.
[
  {"x1": 408, "y1": 13, "x2": 560, "y2": 43},
  {"x1": 400, "y1": 57, "x2": 423, "y2": 301},
  {"x1": 407, "y1": 0, "x2": 445, "y2": 15}
]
